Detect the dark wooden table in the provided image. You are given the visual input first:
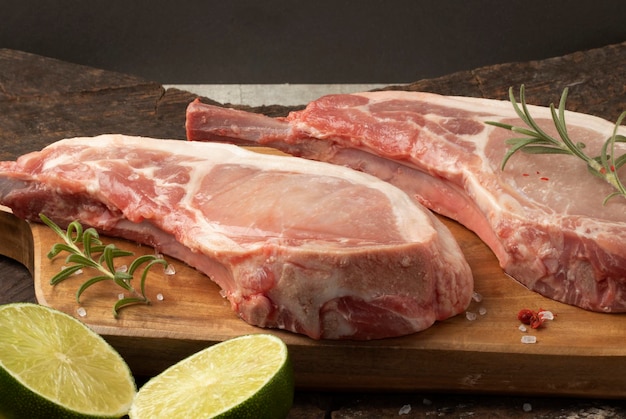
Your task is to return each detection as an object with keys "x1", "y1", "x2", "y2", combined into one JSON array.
[{"x1": 2, "y1": 46, "x2": 626, "y2": 417}]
